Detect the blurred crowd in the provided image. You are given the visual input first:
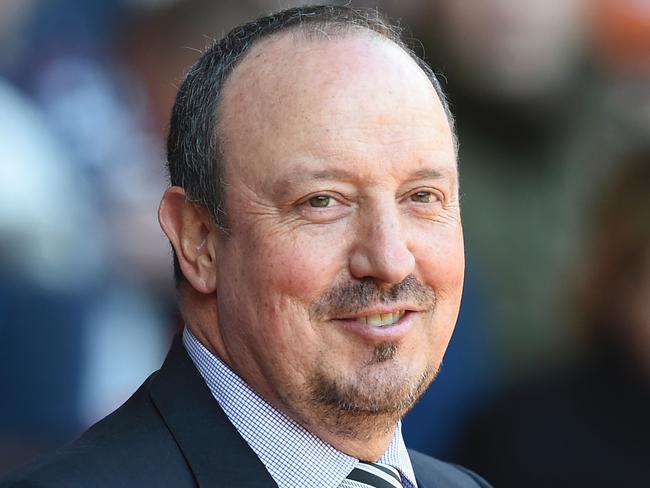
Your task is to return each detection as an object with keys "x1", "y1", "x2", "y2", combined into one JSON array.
[{"x1": 0, "y1": 0, "x2": 648, "y2": 485}]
